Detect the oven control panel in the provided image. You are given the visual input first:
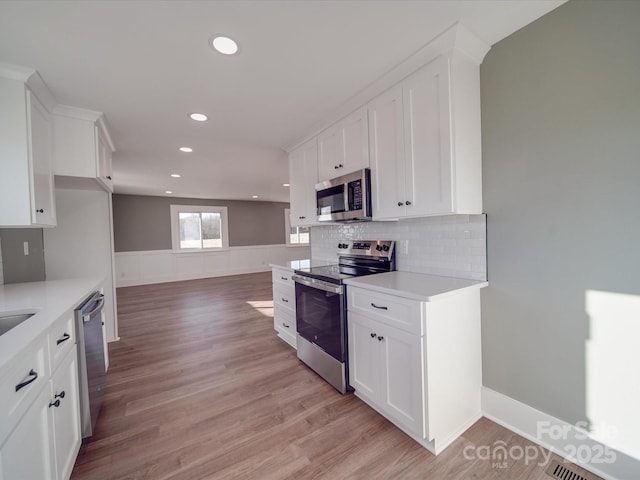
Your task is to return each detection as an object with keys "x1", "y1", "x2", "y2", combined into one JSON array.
[{"x1": 336, "y1": 240, "x2": 394, "y2": 258}]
